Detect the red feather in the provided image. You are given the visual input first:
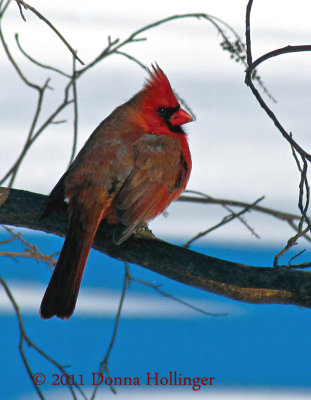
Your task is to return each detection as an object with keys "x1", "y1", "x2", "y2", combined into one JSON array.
[{"x1": 40, "y1": 64, "x2": 193, "y2": 319}]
